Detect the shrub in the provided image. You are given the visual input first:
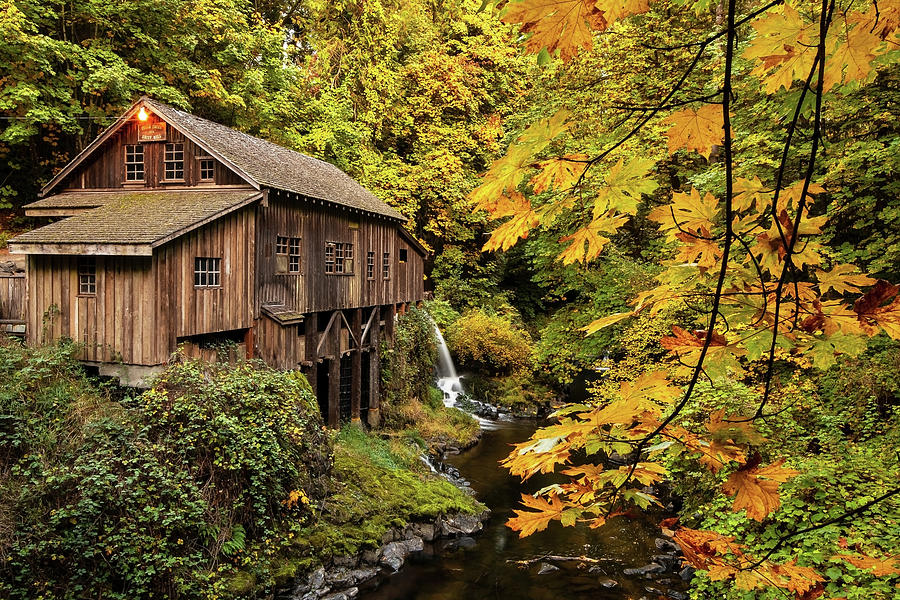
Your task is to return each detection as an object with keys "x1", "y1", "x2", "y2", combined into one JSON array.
[
  {"x1": 0, "y1": 342, "x2": 330, "y2": 600},
  {"x1": 449, "y1": 308, "x2": 533, "y2": 376}
]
